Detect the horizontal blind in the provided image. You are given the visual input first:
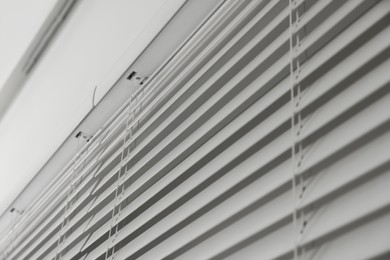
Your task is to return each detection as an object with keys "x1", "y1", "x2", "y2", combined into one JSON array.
[
  {"x1": 288, "y1": 0, "x2": 390, "y2": 259},
  {"x1": 1, "y1": 0, "x2": 389, "y2": 260}
]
